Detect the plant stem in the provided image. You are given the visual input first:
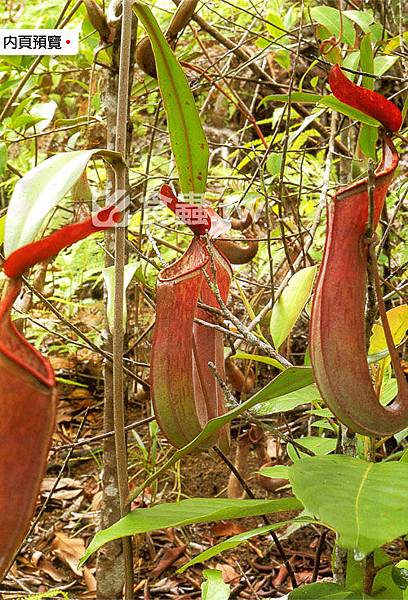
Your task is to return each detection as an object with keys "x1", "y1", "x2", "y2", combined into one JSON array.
[{"x1": 113, "y1": 2, "x2": 134, "y2": 598}]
